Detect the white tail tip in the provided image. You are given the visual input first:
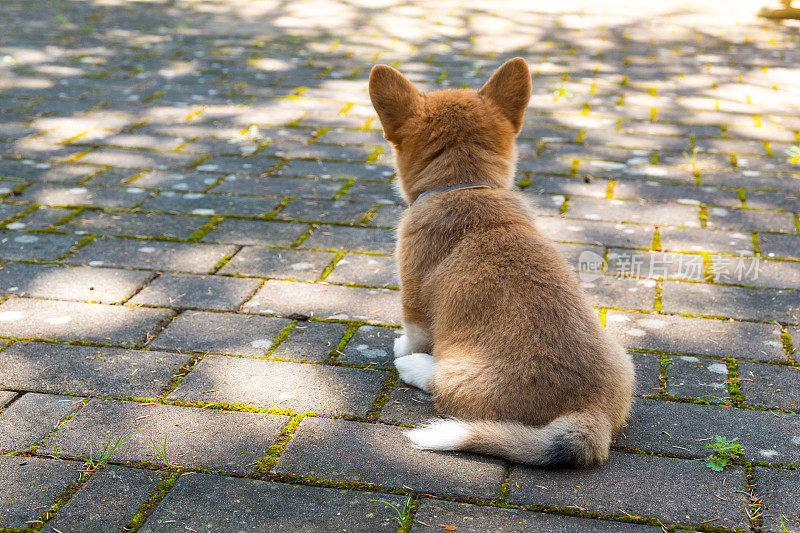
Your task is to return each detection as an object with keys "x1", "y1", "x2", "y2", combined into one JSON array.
[{"x1": 405, "y1": 418, "x2": 469, "y2": 451}]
